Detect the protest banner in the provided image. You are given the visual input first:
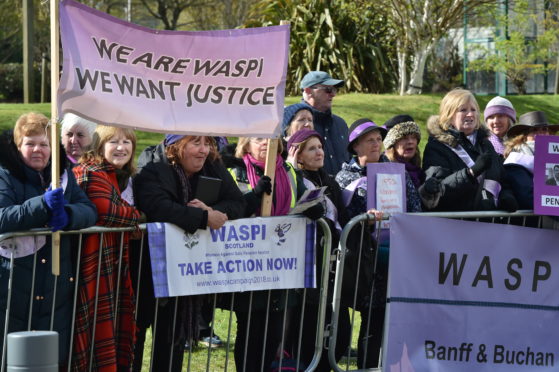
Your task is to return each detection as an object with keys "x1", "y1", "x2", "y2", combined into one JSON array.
[
  {"x1": 385, "y1": 214, "x2": 559, "y2": 372},
  {"x1": 534, "y1": 135, "x2": 559, "y2": 216},
  {"x1": 58, "y1": 0, "x2": 289, "y2": 137},
  {"x1": 146, "y1": 216, "x2": 315, "y2": 297}
]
